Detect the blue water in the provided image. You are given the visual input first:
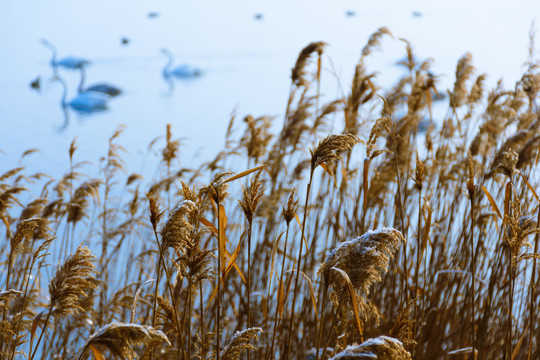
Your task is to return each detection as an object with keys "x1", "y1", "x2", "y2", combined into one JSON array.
[
  {"x1": 0, "y1": 0, "x2": 538, "y2": 181},
  {"x1": 0, "y1": 2, "x2": 538, "y2": 358}
]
